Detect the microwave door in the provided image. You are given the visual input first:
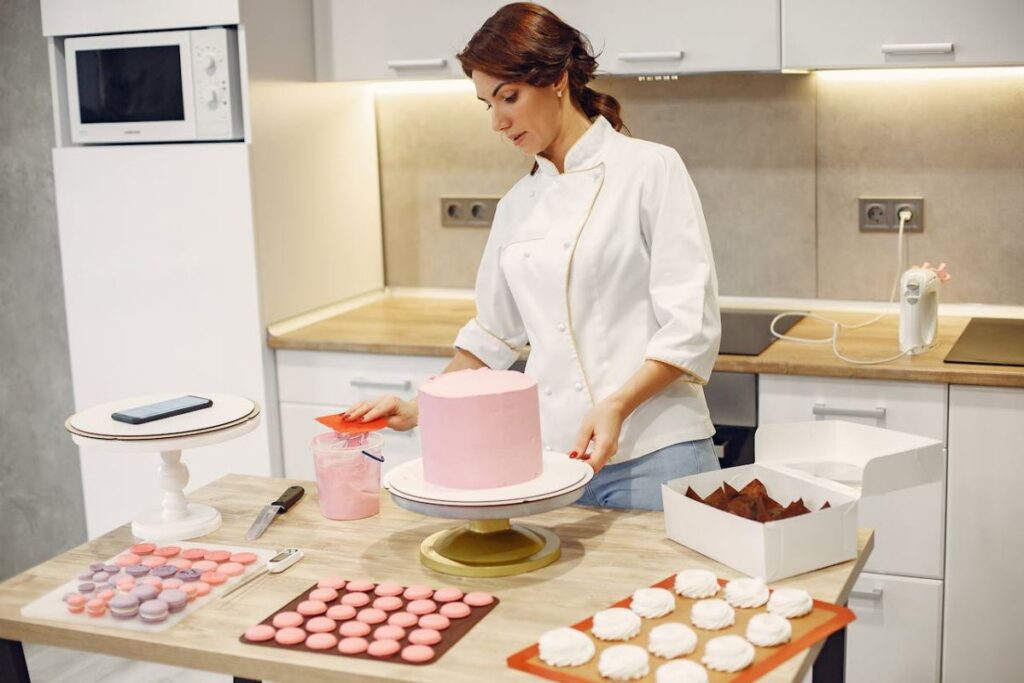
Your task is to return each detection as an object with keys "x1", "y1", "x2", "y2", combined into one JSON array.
[{"x1": 65, "y1": 31, "x2": 197, "y2": 144}]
